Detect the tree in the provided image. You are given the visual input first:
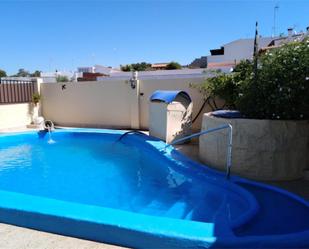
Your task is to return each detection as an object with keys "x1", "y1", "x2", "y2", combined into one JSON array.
[
  {"x1": 14, "y1": 68, "x2": 30, "y2": 77},
  {"x1": 31, "y1": 93, "x2": 41, "y2": 106},
  {"x1": 0, "y1": 69, "x2": 7, "y2": 78},
  {"x1": 132, "y1": 62, "x2": 151, "y2": 71},
  {"x1": 120, "y1": 62, "x2": 151, "y2": 71},
  {"x1": 31, "y1": 70, "x2": 41, "y2": 77},
  {"x1": 56, "y1": 75, "x2": 69, "y2": 82},
  {"x1": 120, "y1": 64, "x2": 132, "y2": 72},
  {"x1": 166, "y1": 61, "x2": 182, "y2": 70}
]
